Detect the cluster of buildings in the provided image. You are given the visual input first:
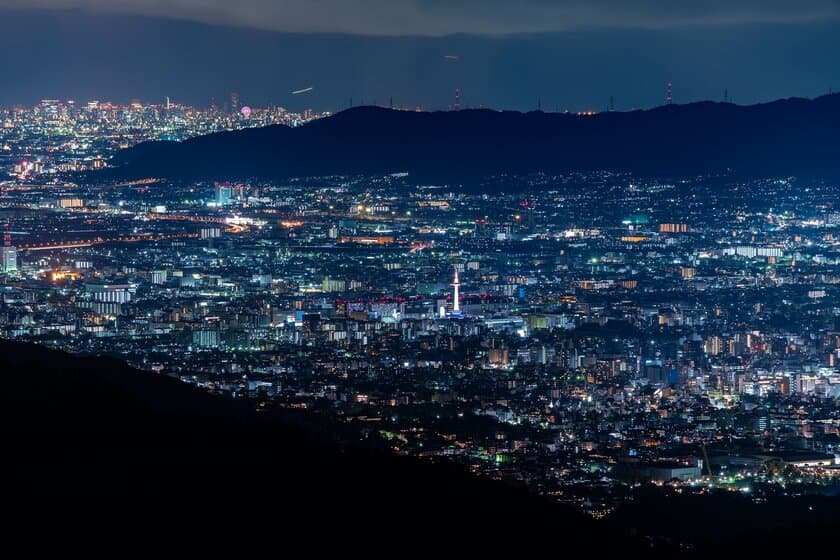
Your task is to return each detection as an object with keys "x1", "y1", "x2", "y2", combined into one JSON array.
[
  {"x1": 0, "y1": 98, "x2": 328, "y2": 181},
  {"x1": 1, "y1": 166, "x2": 840, "y2": 514}
]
